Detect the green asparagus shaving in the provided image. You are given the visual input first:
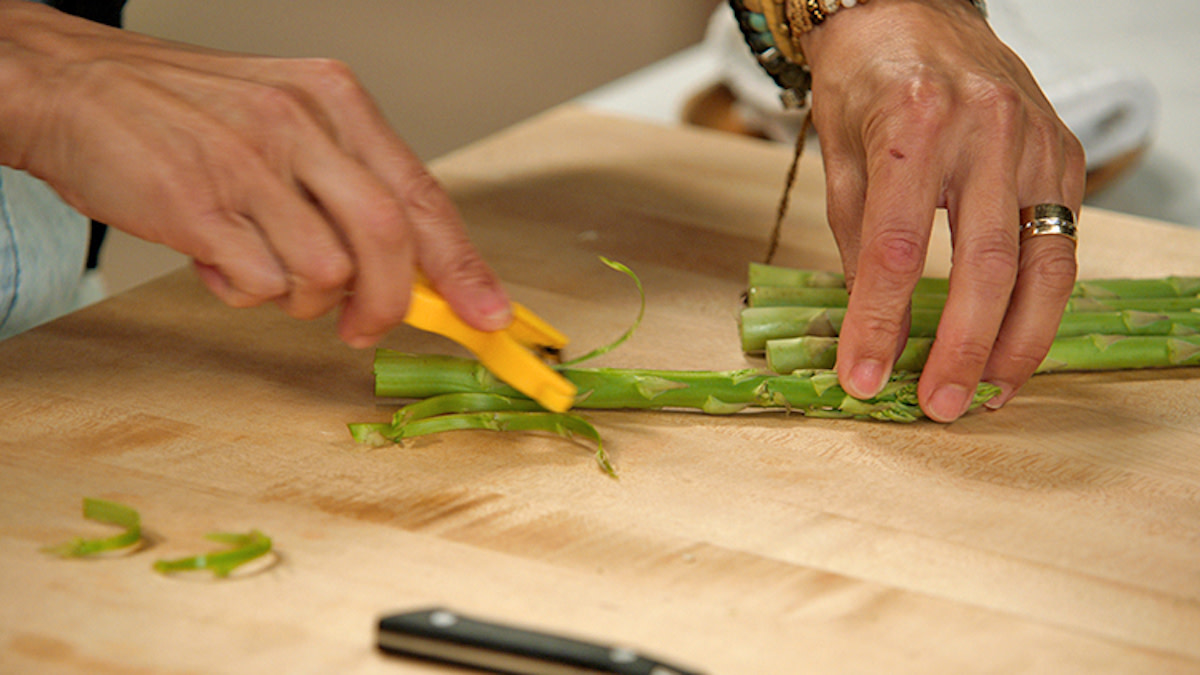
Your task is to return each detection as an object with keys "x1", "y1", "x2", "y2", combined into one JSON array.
[
  {"x1": 372, "y1": 350, "x2": 998, "y2": 423},
  {"x1": 153, "y1": 530, "x2": 273, "y2": 578},
  {"x1": 765, "y1": 334, "x2": 1200, "y2": 374},
  {"x1": 388, "y1": 410, "x2": 614, "y2": 478},
  {"x1": 42, "y1": 497, "x2": 143, "y2": 557},
  {"x1": 748, "y1": 263, "x2": 1200, "y2": 299},
  {"x1": 560, "y1": 257, "x2": 645, "y2": 366},
  {"x1": 351, "y1": 393, "x2": 614, "y2": 476}
]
